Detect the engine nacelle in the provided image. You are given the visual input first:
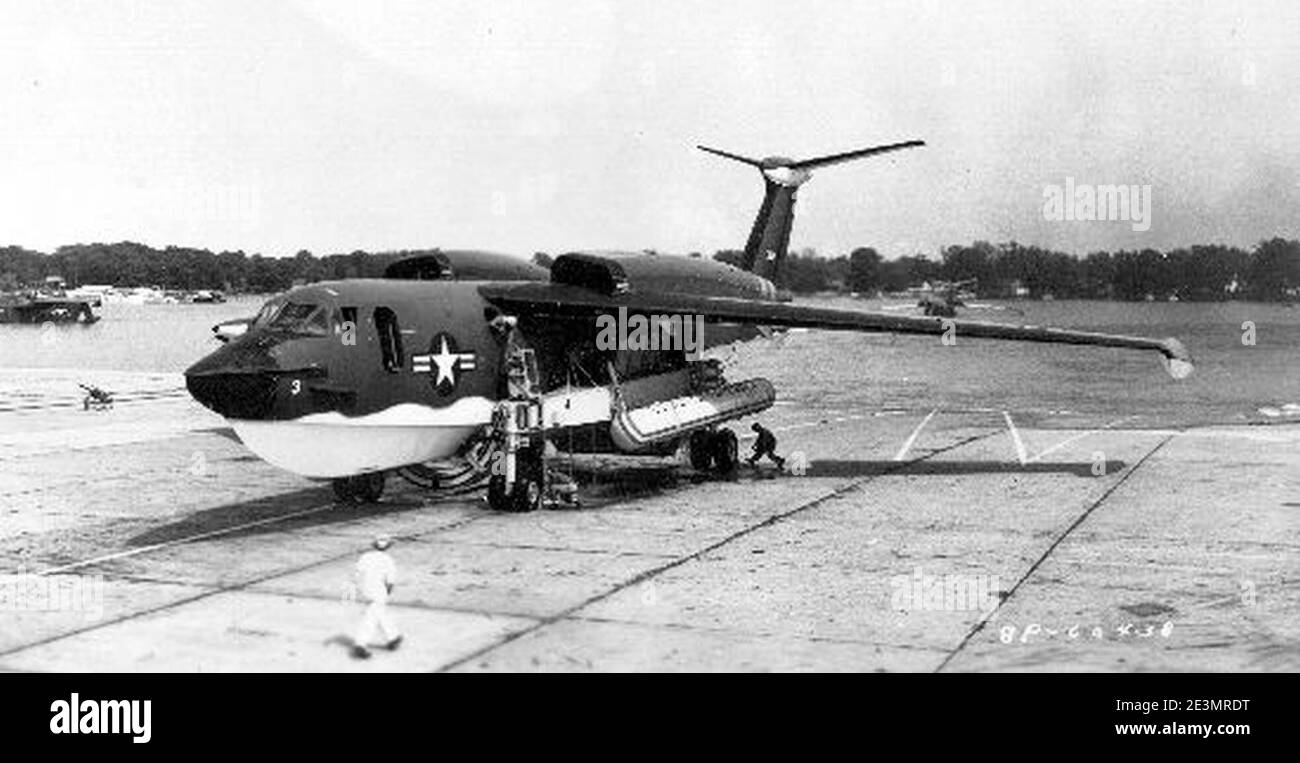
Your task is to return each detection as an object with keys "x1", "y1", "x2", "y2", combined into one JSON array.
[
  {"x1": 384, "y1": 251, "x2": 550, "y2": 282},
  {"x1": 551, "y1": 252, "x2": 778, "y2": 300}
]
